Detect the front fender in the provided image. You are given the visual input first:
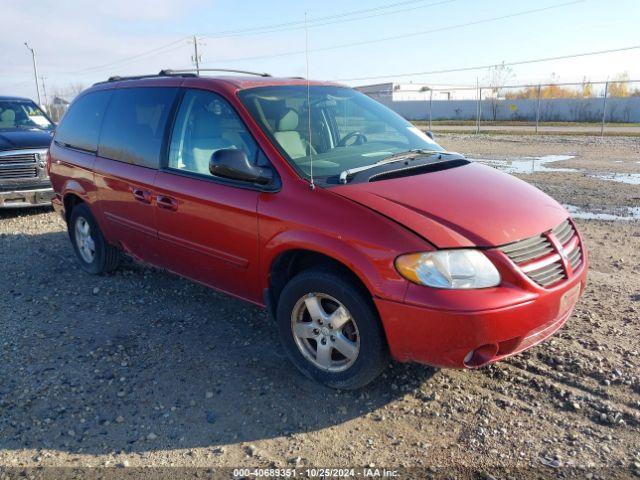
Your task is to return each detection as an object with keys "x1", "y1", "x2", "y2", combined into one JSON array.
[{"x1": 261, "y1": 229, "x2": 409, "y2": 303}]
